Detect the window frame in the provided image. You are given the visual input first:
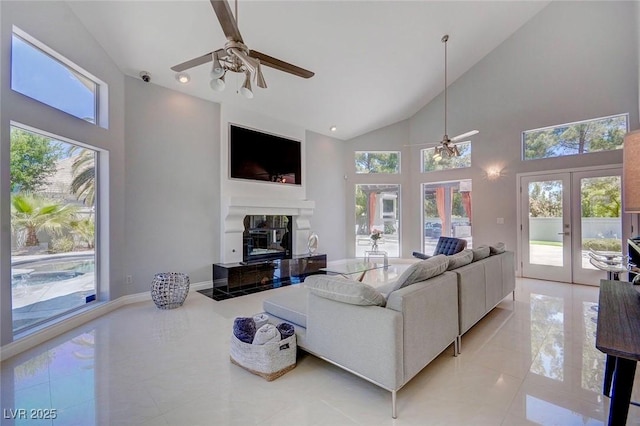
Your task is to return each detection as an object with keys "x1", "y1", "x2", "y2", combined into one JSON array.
[
  {"x1": 11, "y1": 26, "x2": 109, "y2": 128},
  {"x1": 354, "y1": 151, "x2": 401, "y2": 174},
  {"x1": 9, "y1": 121, "x2": 103, "y2": 337},
  {"x1": 421, "y1": 179, "x2": 473, "y2": 253},
  {"x1": 354, "y1": 183, "x2": 401, "y2": 258},
  {"x1": 522, "y1": 113, "x2": 628, "y2": 161}
]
